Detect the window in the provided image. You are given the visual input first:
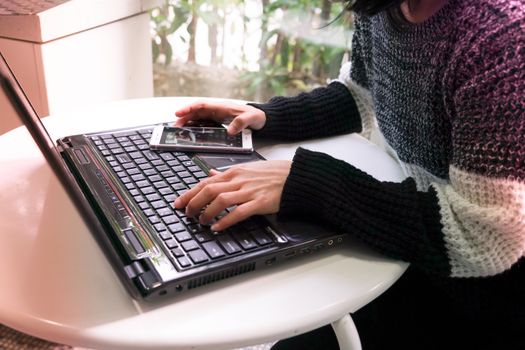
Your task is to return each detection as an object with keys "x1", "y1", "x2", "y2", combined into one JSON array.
[{"x1": 151, "y1": 0, "x2": 353, "y2": 102}]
